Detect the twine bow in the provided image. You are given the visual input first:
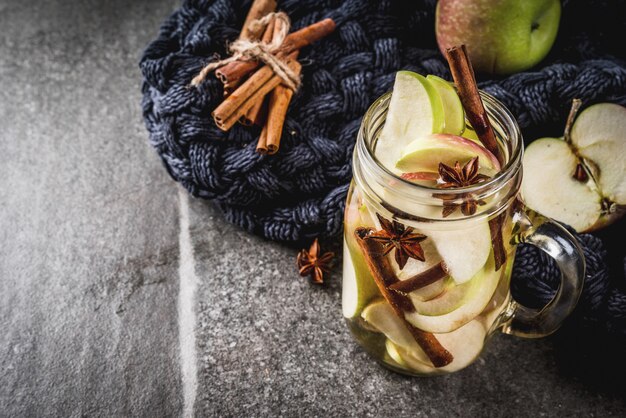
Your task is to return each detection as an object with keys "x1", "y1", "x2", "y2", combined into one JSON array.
[{"x1": 190, "y1": 12, "x2": 301, "y2": 90}]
